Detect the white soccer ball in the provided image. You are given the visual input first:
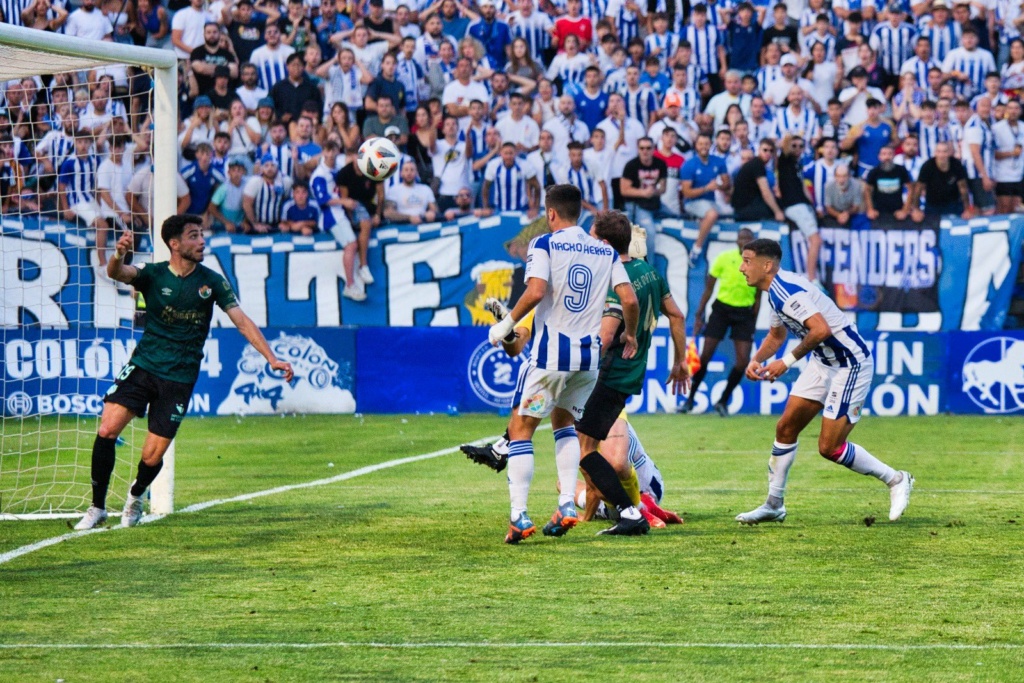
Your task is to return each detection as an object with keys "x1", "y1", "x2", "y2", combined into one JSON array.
[{"x1": 357, "y1": 137, "x2": 401, "y2": 182}]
